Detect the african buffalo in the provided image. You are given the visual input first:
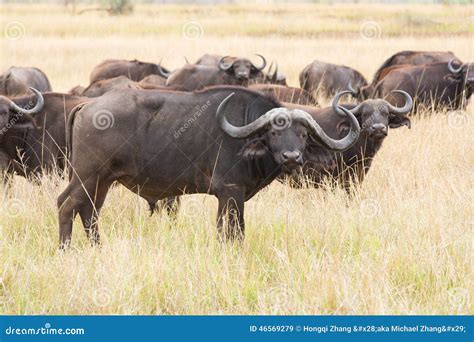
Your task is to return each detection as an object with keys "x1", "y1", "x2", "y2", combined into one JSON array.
[
  {"x1": 360, "y1": 50, "x2": 462, "y2": 100},
  {"x1": 299, "y1": 60, "x2": 368, "y2": 99},
  {"x1": 89, "y1": 59, "x2": 171, "y2": 83},
  {"x1": 249, "y1": 84, "x2": 318, "y2": 106},
  {"x1": 196, "y1": 54, "x2": 286, "y2": 85},
  {"x1": 82, "y1": 76, "x2": 142, "y2": 97},
  {"x1": 68, "y1": 85, "x2": 86, "y2": 96},
  {"x1": 284, "y1": 90, "x2": 413, "y2": 190},
  {"x1": 58, "y1": 86, "x2": 360, "y2": 247},
  {"x1": 0, "y1": 89, "x2": 88, "y2": 181},
  {"x1": 167, "y1": 55, "x2": 267, "y2": 91},
  {"x1": 0, "y1": 67, "x2": 52, "y2": 96},
  {"x1": 371, "y1": 50, "x2": 462, "y2": 85},
  {"x1": 138, "y1": 74, "x2": 167, "y2": 87},
  {"x1": 373, "y1": 59, "x2": 473, "y2": 110}
]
